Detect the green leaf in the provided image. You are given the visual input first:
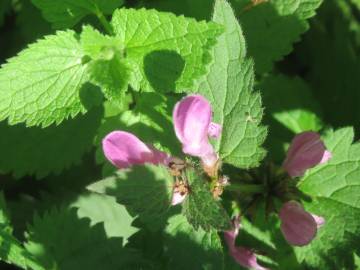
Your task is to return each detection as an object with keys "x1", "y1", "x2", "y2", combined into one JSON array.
[
  {"x1": 70, "y1": 192, "x2": 138, "y2": 245},
  {"x1": 88, "y1": 164, "x2": 174, "y2": 226},
  {"x1": 0, "y1": 193, "x2": 10, "y2": 228},
  {"x1": 80, "y1": 26, "x2": 123, "y2": 60},
  {"x1": 0, "y1": 30, "x2": 90, "y2": 127},
  {"x1": 25, "y1": 207, "x2": 144, "y2": 270},
  {"x1": 235, "y1": 0, "x2": 323, "y2": 73},
  {"x1": 0, "y1": 107, "x2": 102, "y2": 178},
  {"x1": 0, "y1": 193, "x2": 44, "y2": 270},
  {"x1": 164, "y1": 214, "x2": 224, "y2": 270},
  {"x1": 295, "y1": 128, "x2": 360, "y2": 268},
  {"x1": 0, "y1": 228, "x2": 45, "y2": 270},
  {"x1": 296, "y1": 0, "x2": 360, "y2": 133},
  {"x1": 31, "y1": 0, "x2": 124, "y2": 29},
  {"x1": 111, "y1": 8, "x2": 223, "y2": 92},
  {"x1": 193, "y1": 0, "x2": 267, "y2": 169},
  {"x1": 80, "y1": 25, "x2": 130, "y2": 101},
  {"x1": 183, "y1": 168, "x2": 231, "y2": 231},
  {"x1": 261, "y1": 75, "x2": 323, "y2": 134}
]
